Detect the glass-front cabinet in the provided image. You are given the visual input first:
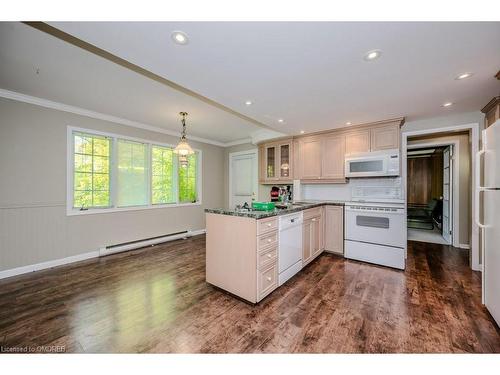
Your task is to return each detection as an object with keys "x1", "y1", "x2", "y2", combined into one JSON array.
[
  {"x1": 261, "y1": 140, "x2": 293, "y2": 183},
  {"x1": 265, "y1": 145, "x2": 277, "y2": 180},
  {"x1": 279, "y1": 143, "x2": 290, "y2": 178}
]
